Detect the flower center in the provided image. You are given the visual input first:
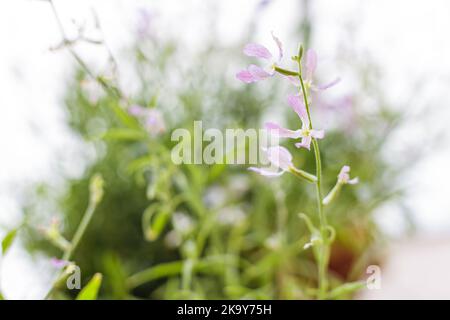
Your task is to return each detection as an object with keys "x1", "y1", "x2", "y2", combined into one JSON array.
[{"x1": 301, "y1": 128, "x2": 311, "y2": 137}]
